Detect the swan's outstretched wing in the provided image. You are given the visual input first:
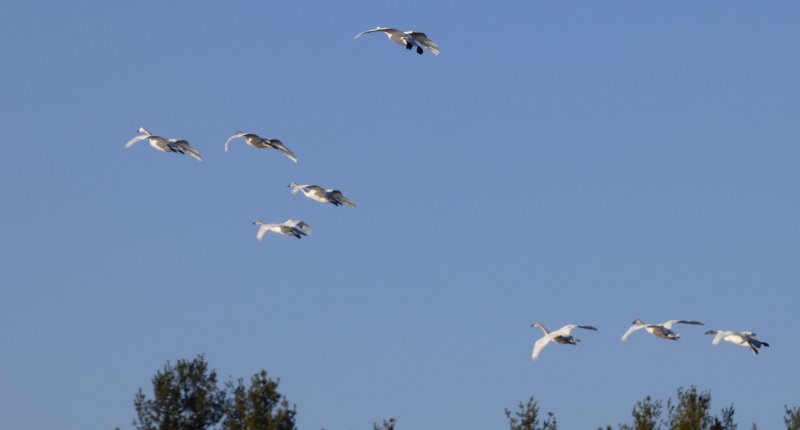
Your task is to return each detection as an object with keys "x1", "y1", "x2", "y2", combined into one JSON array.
[
  {"x1": 328, "y1": 190, "x2": 357, "y2": 208},
  {"x1": 662, "y1": 320, "x2": 704, "y2": 329},
  {"x1": 354, "y1": 27, "x2": 400, "y2": 39},
  {"x1": 284, "y1": 219, "x2": 311, "y2": 234},
  {"x1": 711, "y1": 331, "x2": 727, "y2": 346},
  {"x1": 169, "y1": 139, "x2": 202, "y2": 161},
  {"x1": 532, "y1": 336, "x2": 553, "y2": 361},
  {"x1": 554, "y1": 324, "x2": 598, "y2": 337},
  {"x1": 267, "y1": 139, "x2": 297, "y2": 163},
  {"x1": 125, "y1": 134, "x2": 149, "y2": 148},
  {"x1": 224, "y1": 132, "x2": 246, "y2": 152},
  {"x1": 407, "y1": 32, "x2": 439, "y2": 55},
  {"x1": 256, "y1": 224, "x2": 276, "y2": 241},
  {"x1": 622, "y1": 324, "x2": 646, "y2": 342}
]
